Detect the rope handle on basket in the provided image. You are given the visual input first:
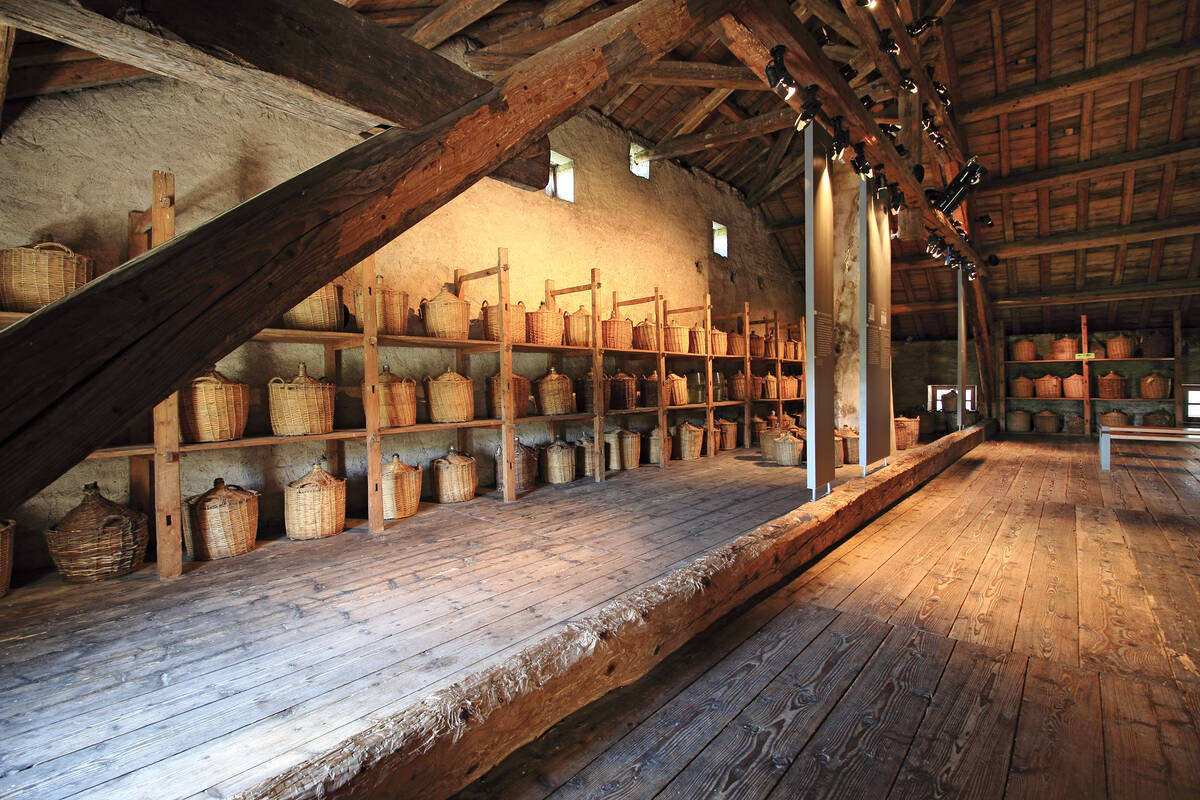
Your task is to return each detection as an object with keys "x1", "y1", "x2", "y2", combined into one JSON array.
[
  {"x1": 98, "y1": 514, "x2": 129, "y2": 530},
  {"x1": 29, "y1": 242, "x2": 74, "y2": 255}
]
